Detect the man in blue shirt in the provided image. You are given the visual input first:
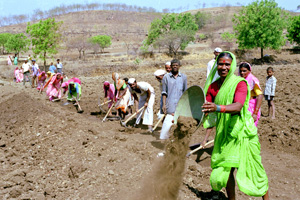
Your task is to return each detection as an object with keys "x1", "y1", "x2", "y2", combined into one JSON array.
[
  {"x1": 160, "y1": 59, "x2": 187, "y2": 140},
  {"x1": 49, "y1": 62, "x2": 57, "y2": 73}
]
